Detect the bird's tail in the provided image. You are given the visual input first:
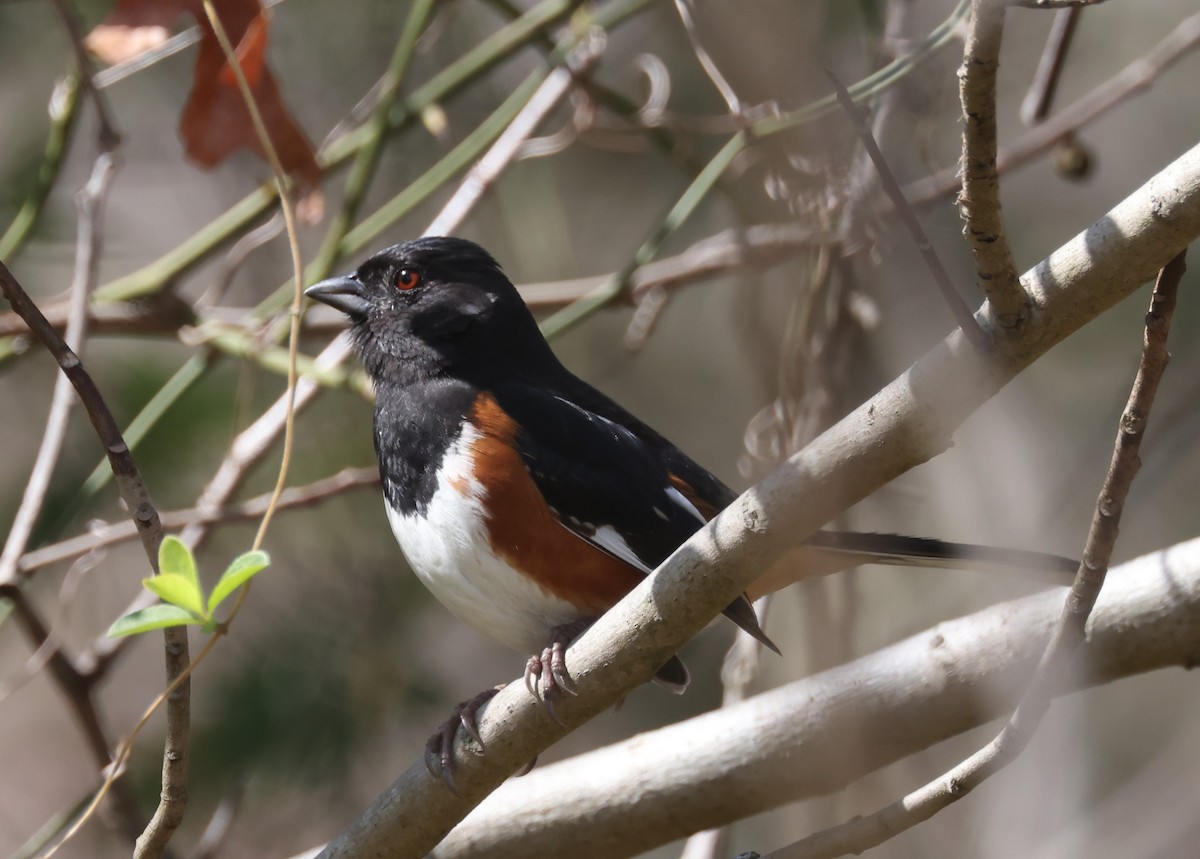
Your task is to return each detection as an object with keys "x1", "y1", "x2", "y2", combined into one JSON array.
[{"x1": 748, "y1": 531, "x2": 1078, "y2": 600}]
